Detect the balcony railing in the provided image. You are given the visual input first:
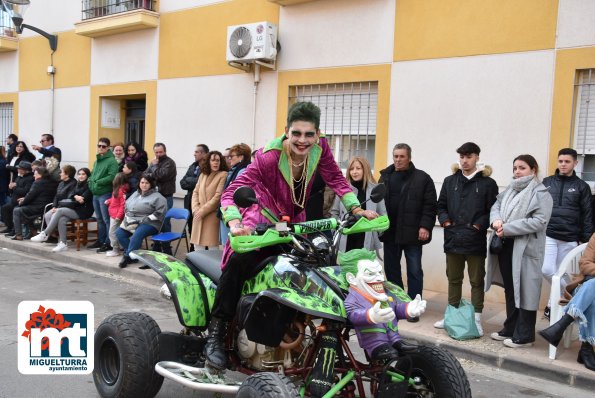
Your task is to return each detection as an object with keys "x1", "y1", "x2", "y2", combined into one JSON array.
[
  {"x1": 81, "y1": 0, "x2": 155, "y2": 21},
  {"x1": 0, "y1": 11, "x2": 16, "y2": 38}
]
